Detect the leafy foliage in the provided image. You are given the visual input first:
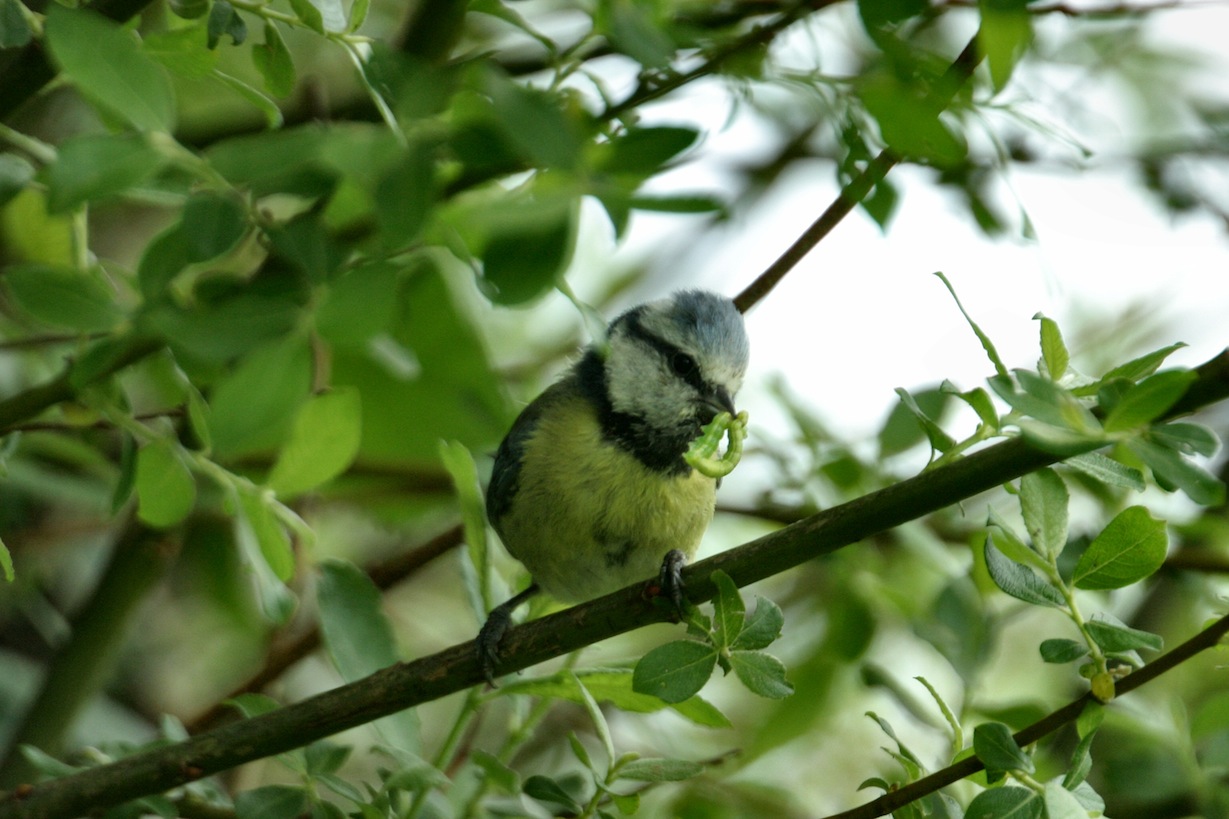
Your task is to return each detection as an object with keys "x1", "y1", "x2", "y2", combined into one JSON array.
[{"x1": 0, "y1": 0, "x2": 1226, "y2": 817}]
